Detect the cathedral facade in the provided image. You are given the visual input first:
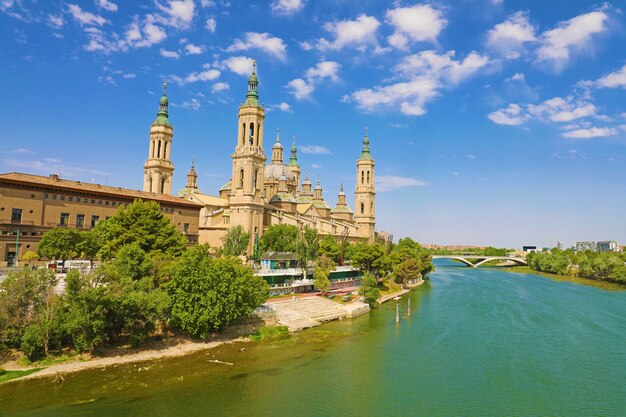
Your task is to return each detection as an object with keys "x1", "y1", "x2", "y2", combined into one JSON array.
[{"x1": 145, "y1": 62, "x2": 377, "y2": 253}]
